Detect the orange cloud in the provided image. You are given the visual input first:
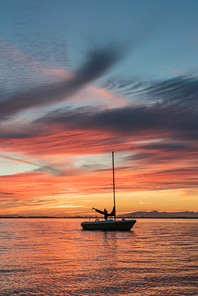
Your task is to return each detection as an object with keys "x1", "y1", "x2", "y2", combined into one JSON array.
[{"x1": 1, "y1": 157, "x2": 198, "y2": 216}]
